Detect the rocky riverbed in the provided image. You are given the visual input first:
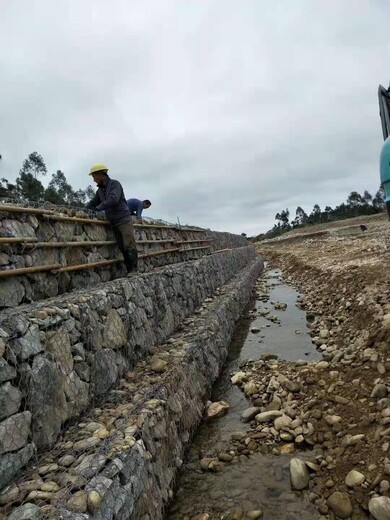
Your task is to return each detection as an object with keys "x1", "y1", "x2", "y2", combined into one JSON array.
[
  {"x1": 167, "y1": 216, "x2": 390, "y2": 520},
  {"x1": 246, "y1": 218, "x2": 390, "y2": 519}
]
